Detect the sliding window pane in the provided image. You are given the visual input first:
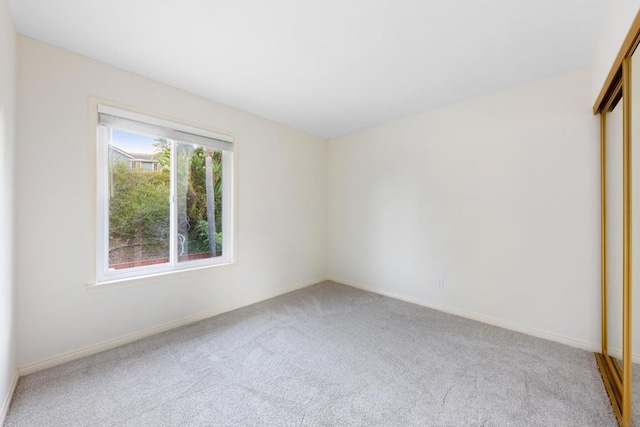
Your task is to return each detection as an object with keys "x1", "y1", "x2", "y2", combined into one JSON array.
[
  {"x1": 108, "y1": 130, "x2": 170, "y2": 270},
  {"x1": 176, "y1": 142, "x2": 223, "y2": 262}
]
